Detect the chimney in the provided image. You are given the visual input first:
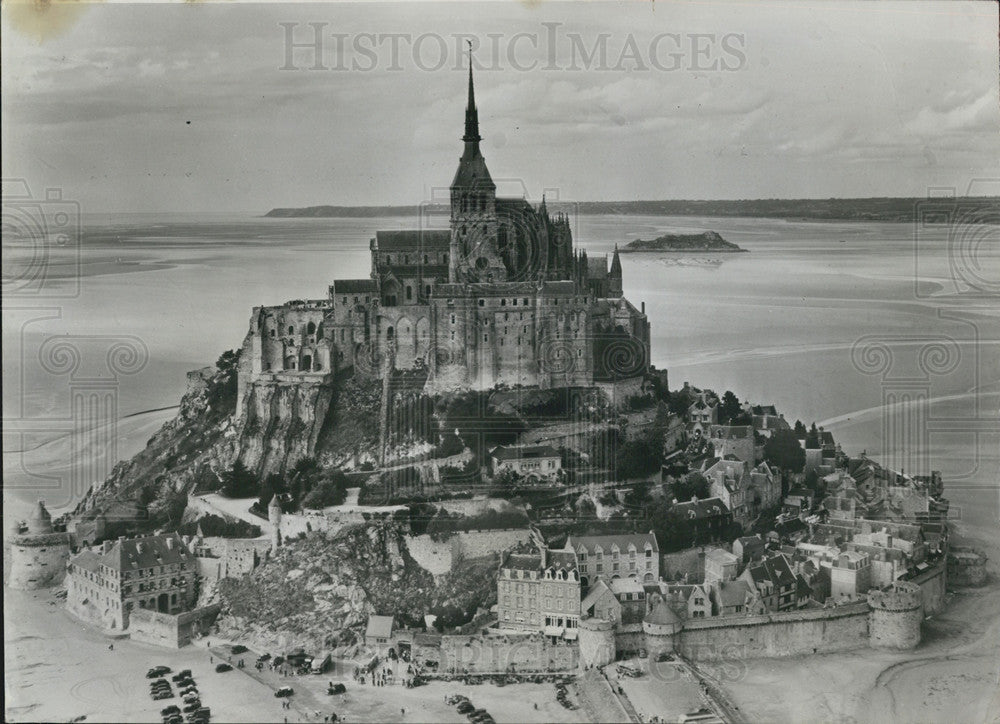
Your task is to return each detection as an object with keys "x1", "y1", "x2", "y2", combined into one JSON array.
[
  {"x1": 102, "y1": 540, "x2": 114, "y2": 554},
  {"x1": 641, "y1": 301, "x2": 646, "y2": 314}
]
